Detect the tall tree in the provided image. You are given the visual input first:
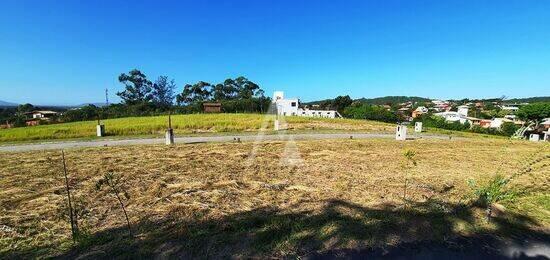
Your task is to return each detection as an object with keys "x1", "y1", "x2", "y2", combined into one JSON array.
[
  {"x1": 332, "y1": 95, "x2": 353, "y2": 112},
  {"x1": 212, "y1": 80, "x2": 238, "y2": 101},
  {"x1": 16, "y1": 103, "x2": 34, "y2": 114},
  {"x1": 235, "y1": 76, "x2": 260, "y2": 99},
  {"x1": 117, "y1": 69, "x2": 153, "y2": 105},
  {"x1": 176, "y1": 81, "x2": 212, "y2": 105},
  {"x1": 516, "y1": 102, "x2": 550, "y2": 124},
  {"x1": 152, "y1": 76, "x2": 176, "y2": 108}
]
